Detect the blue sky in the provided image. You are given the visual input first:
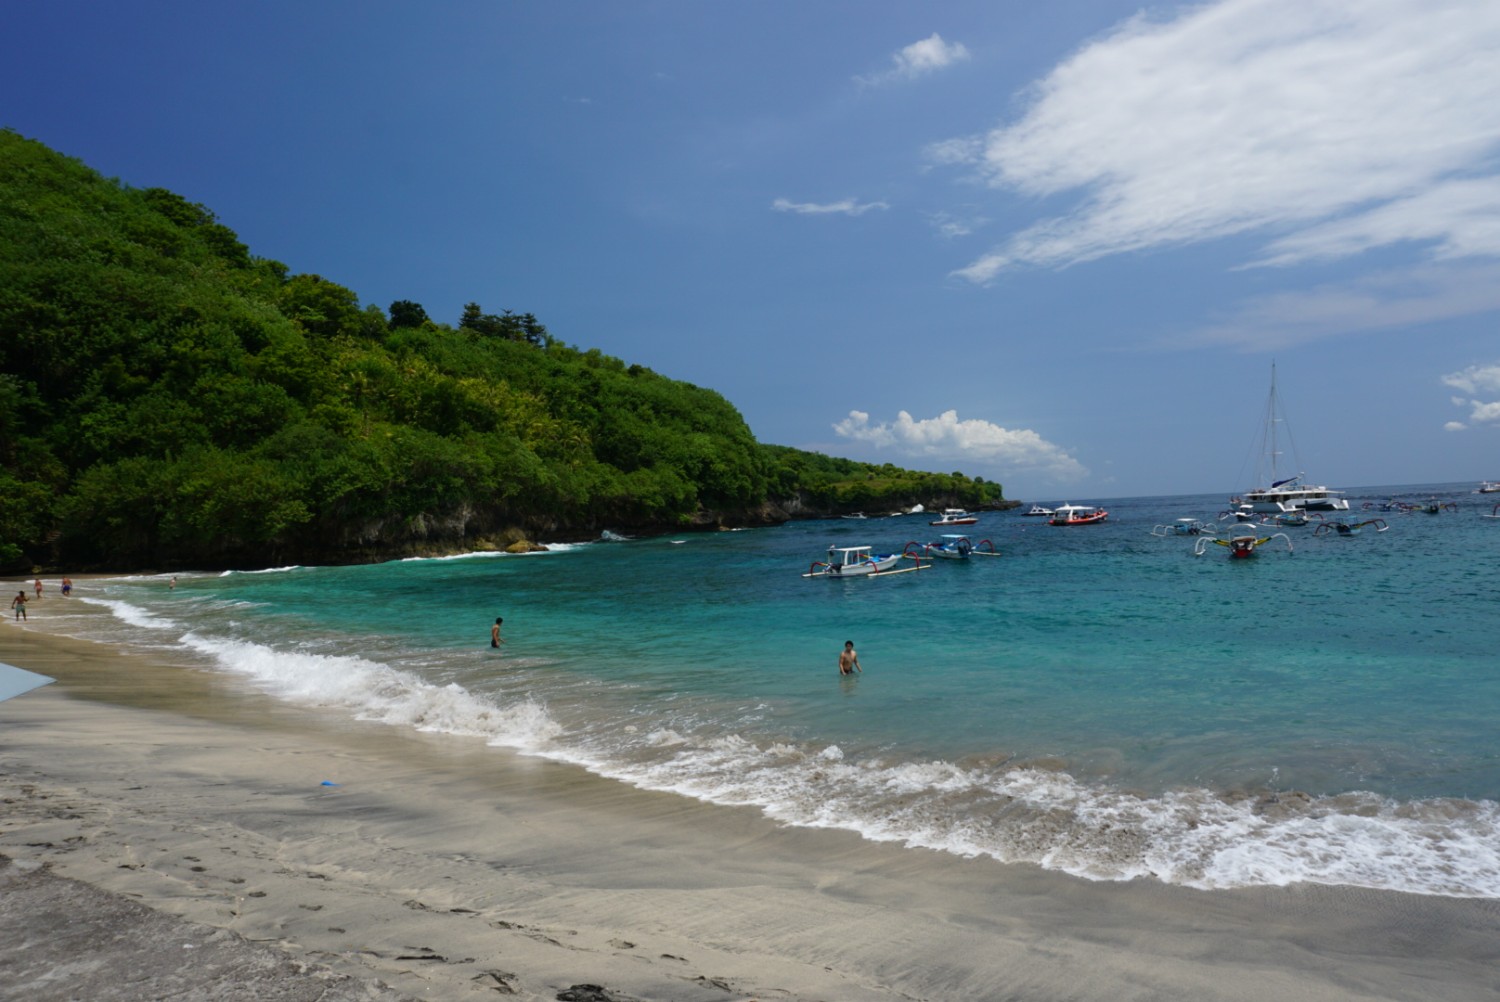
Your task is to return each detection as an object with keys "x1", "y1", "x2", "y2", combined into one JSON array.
[{"x1": 6, "y1": 0, "x2": 1500, "y2": 501}]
